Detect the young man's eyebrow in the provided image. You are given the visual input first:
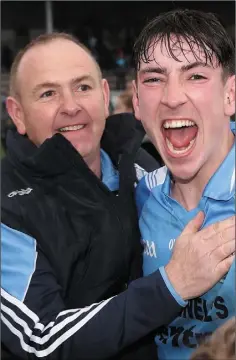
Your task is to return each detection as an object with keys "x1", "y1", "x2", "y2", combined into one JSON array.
[
  {"x1": 139, "y1": 66, "x2": 167, "y2": 76},
  {"x1": 180, "y1": 61, "x2": 212, "y2": 72},
  {"x1": 139, "y1": 61, "x2": 212, "y2": 77}
]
